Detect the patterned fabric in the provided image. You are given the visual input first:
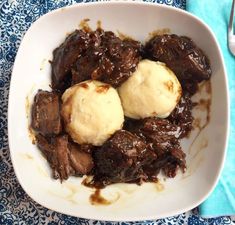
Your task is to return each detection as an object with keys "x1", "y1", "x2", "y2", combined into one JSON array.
[{"x1": 0, "y1": 0, "x2": 234, "y2": 224}]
